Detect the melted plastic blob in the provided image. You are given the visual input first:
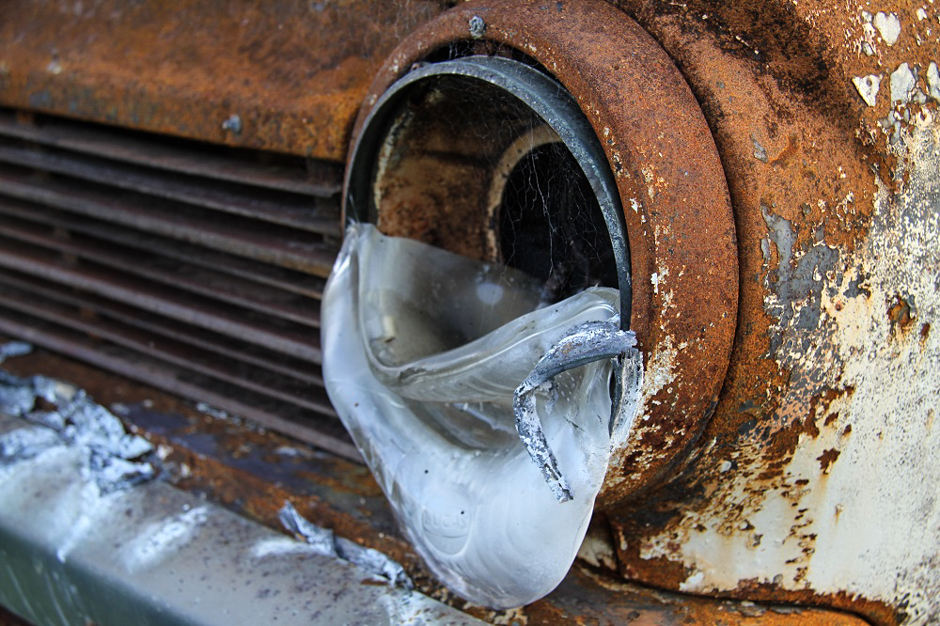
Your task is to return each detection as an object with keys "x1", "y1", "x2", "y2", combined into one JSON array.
[{"x1": 322, "y1": 224, "x2": 632, "y2": 608}]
